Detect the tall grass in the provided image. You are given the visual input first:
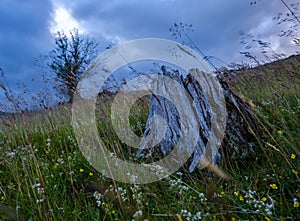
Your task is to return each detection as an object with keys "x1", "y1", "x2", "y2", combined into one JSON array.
[{"x1": 0, "y1": 57, "x2": 299, "y2": 220}]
